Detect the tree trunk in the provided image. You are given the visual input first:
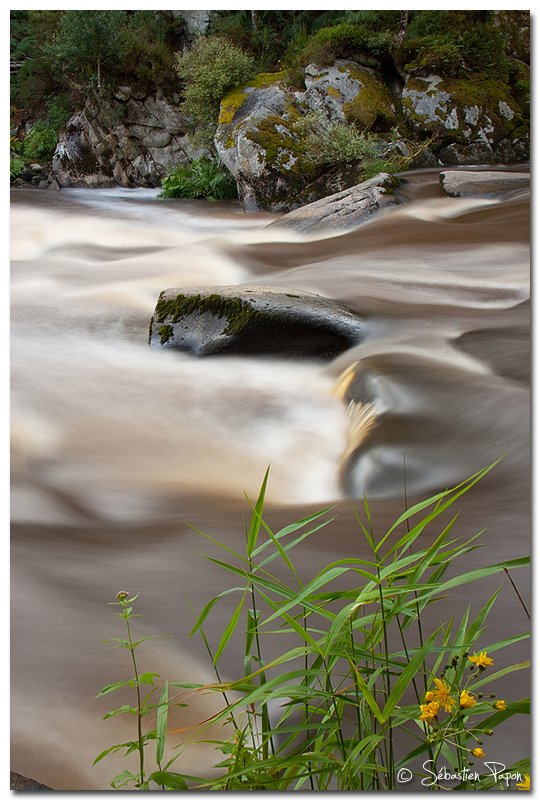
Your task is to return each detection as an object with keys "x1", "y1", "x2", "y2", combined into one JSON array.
[
  {"x1": 97, "y1": 56, "x2": 101, "y2": 89},
  {"x1": 251, "y1": 10, "x2": 259, "y2": 32},
  {"x1": 396, "y1": 11, "x2": 408, "y2": 44}
]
